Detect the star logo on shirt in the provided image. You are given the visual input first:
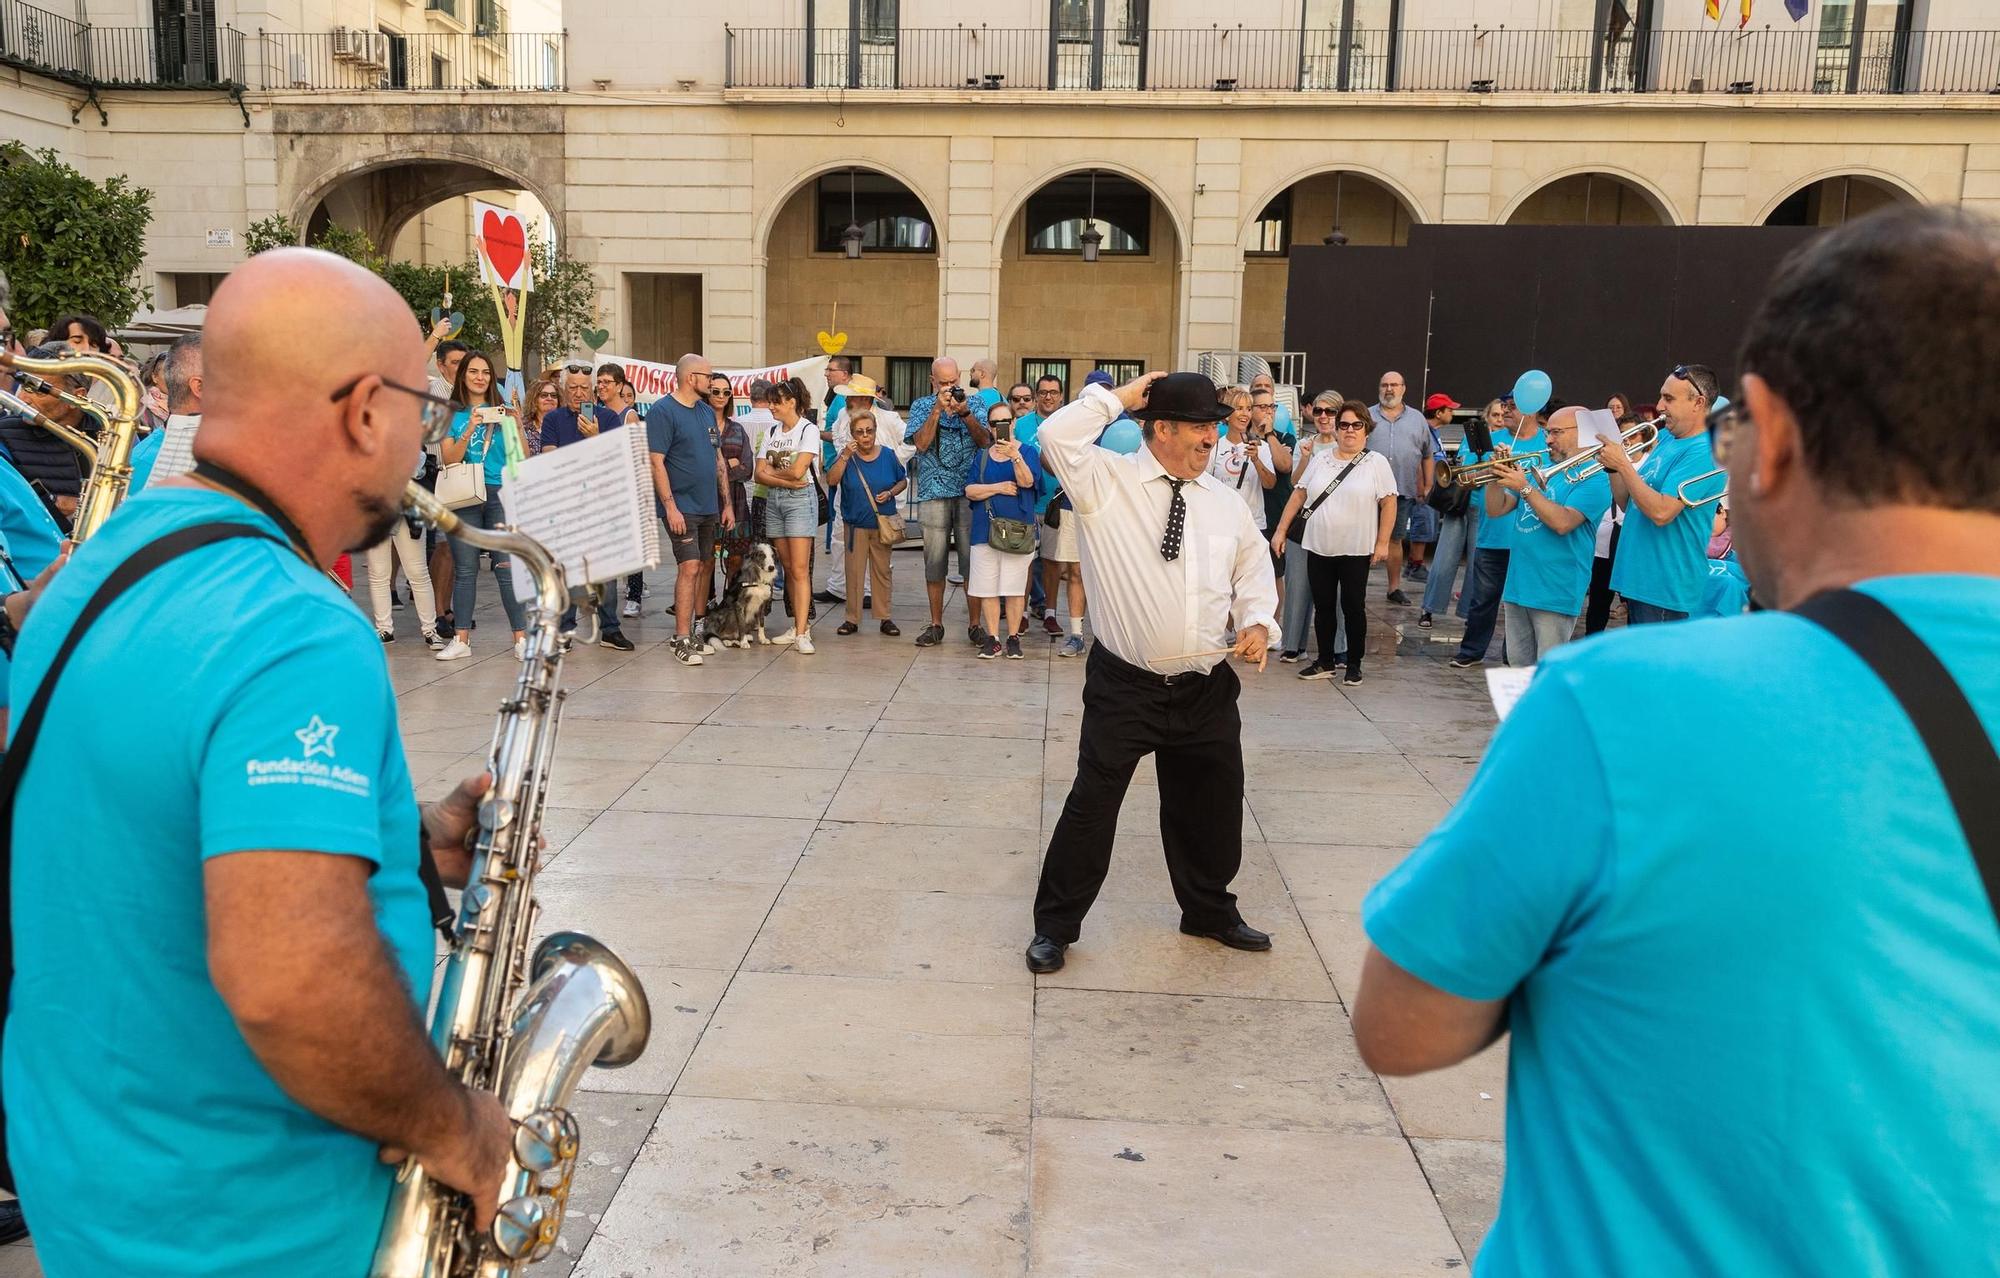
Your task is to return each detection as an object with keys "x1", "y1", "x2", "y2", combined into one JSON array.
[{"x1": 294, "y1": 715, "x2": 340, "y2": 760}]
